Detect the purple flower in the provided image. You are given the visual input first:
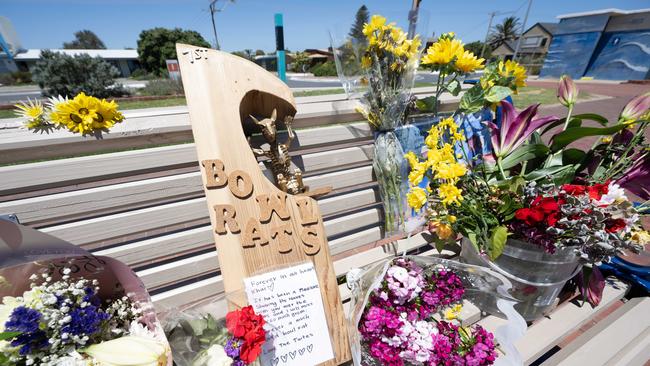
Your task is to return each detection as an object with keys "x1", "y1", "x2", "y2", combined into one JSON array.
[
  {"x1": 487, "y1": 101, "x2": 558, "y2": 158},
  {"x1": 61, "y1": 305, "x2": 110, "y2": 339},
  {"x1": 616, "y1": 154, "x2": 650, "y2": 200},
  {"x1": 225, "y1": 337, "x2": 242, "y2": 358},
  {"x1": 619, "y1": 92, "x2": 650, "y2": 122},
  {"x1": 4, "y1": 307, "x2": 48, "y2": 355},
  {"x1": 557, "y1": 75, "x2": 578, "y2": 107}
]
